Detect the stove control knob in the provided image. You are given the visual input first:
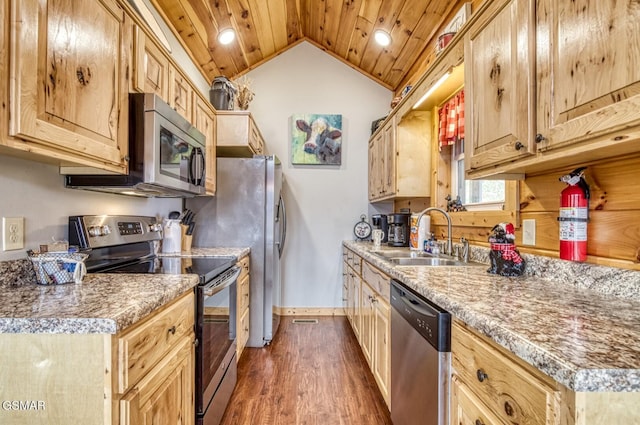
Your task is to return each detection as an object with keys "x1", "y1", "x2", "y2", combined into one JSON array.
[
  {"x1": 88, "y1": 226, "x2": 103, "y2": 237},
  {"x1": 149, "y1": 223, "x2": 163, "y2": 233},
  {"x1": 101, "y1": 225, "x2": 111, "y2": 236}
]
